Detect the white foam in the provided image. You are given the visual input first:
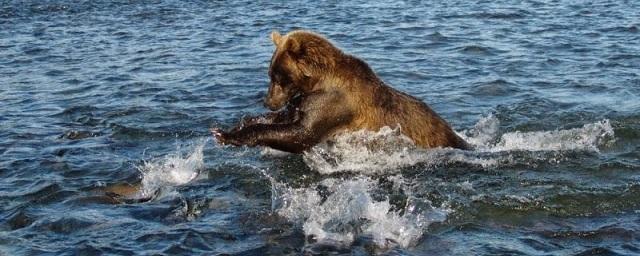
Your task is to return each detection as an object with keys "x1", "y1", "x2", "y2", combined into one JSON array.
[
  {"x1": 269, "y1": 115, "x2": 616, "y2": 249},
  {"x1": 303, "y1": 115, "x2": 615, "y2": 174},
  {"x1": 137, "y1": 142, "x2": 205, "y2": 199},
  {"x1": 303, "y1": 127, "x2": 425, "y2": 174},
  {"x1": 460, "y1": 115, "x2": 615, "y2": 152},
  {"x1": 260, "y1": 147, "x2": 292, "y2": 157},
  {"x1": 489, "y1": 119, "x2": 614, "y2": 152},
  {"x1": 302, "y1": 126, "x2": 495, "y2": 175},
  {"x1": 460, "y1": 113, "x2": 500, "y2": 146},
  {"x1": 272, "y1": 175, "x2": 448, "y2": 248}
]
